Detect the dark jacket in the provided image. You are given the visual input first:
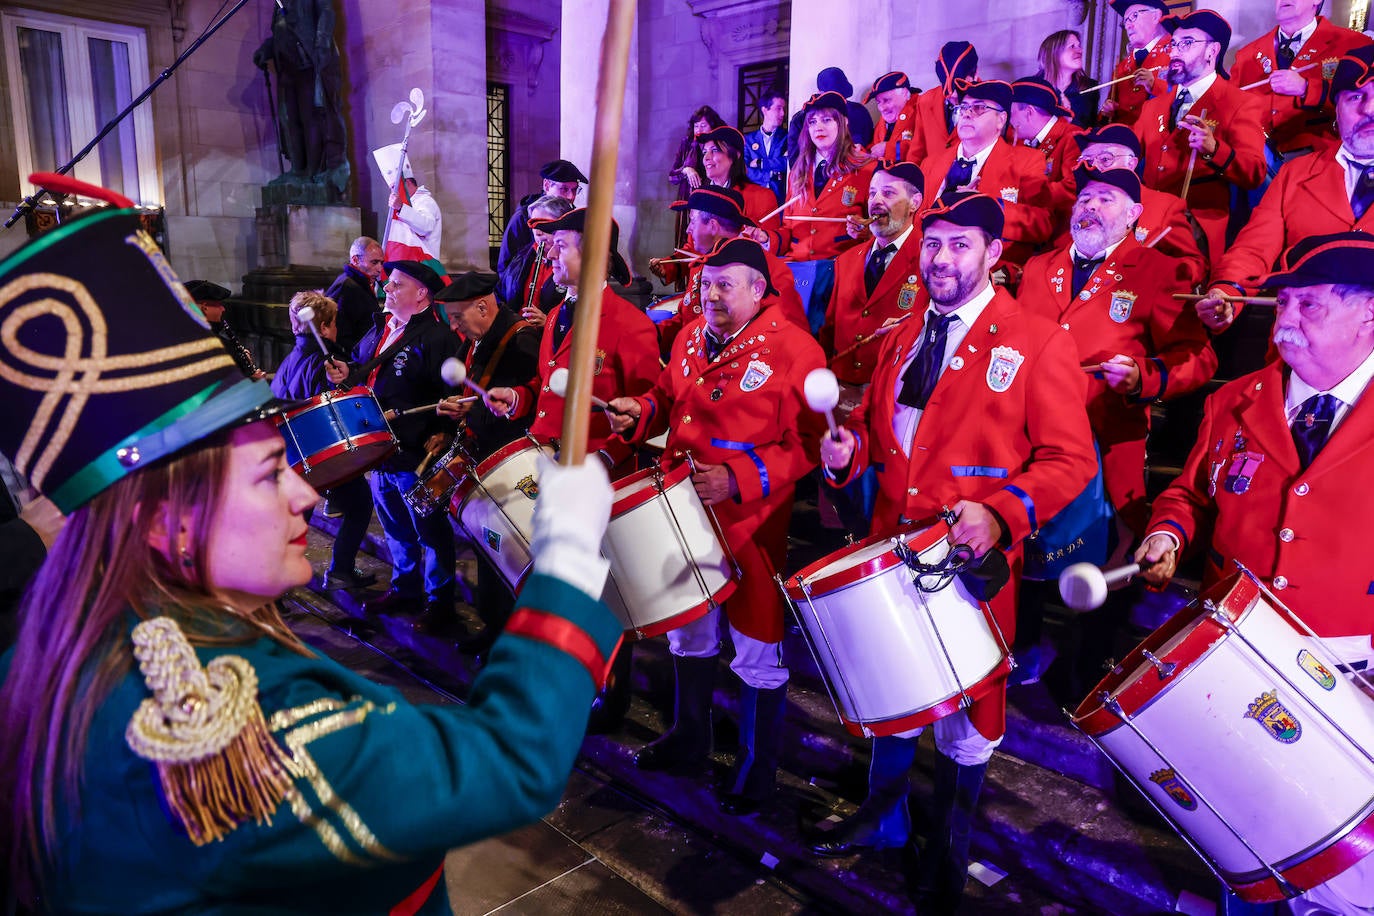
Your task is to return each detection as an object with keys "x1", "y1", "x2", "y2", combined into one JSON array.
[
  {"x1": 496, "y1": 192, "x2": 541, "y2": 276},
  {"x1": 325, "y1": 264, "x2": 382, "y2": 354},
  {"x1": 271, "y1": 334, "x2": 350, "y2": 400},
  {"x1": 458, "y1": 306, "x2": 541, "y2": 461}
]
